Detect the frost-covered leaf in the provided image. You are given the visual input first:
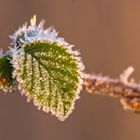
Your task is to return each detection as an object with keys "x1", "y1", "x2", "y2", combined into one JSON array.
[
  {"x1": 13, "y1": 40, "x2": 83, "y2": 120},
  {"x1": 0, "y1": 55, "x2": 14, "y2": 92}
]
